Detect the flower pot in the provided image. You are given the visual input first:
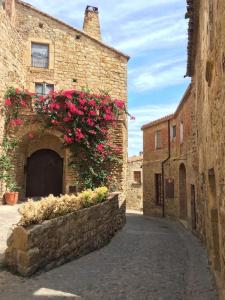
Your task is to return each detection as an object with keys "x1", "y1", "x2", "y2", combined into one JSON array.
[{"x1": 4, "y1": 192, "x2": 19, "y2": 205}]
